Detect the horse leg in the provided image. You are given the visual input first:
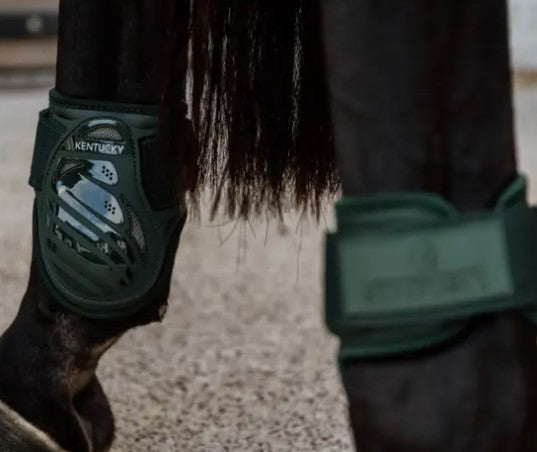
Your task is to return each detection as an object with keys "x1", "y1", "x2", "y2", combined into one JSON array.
[
  {"x1": 0, "y1": 1, "x2": 188, "y2": 451},
  {"x1": 323, "y1": 0, "x2": 537, "y2": 451}
]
